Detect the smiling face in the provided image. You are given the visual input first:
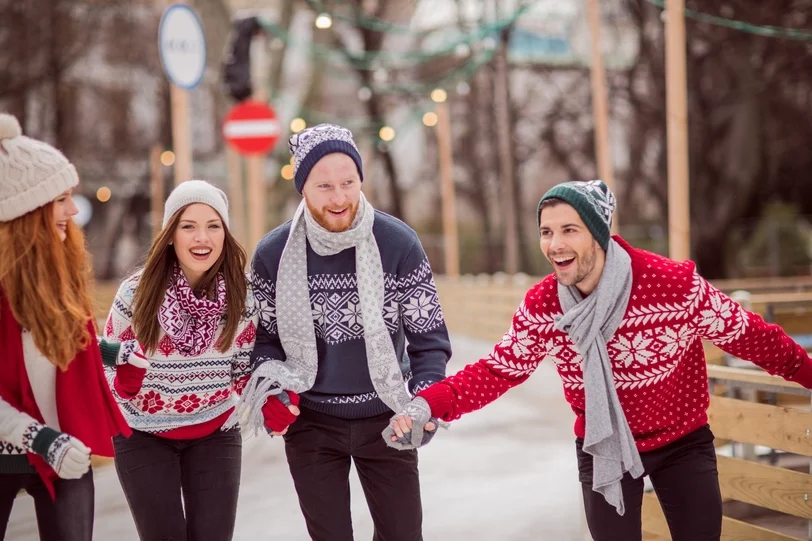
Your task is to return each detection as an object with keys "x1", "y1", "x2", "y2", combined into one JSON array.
[
  {"x1": 171, "y1": 203, "x2": 225, "y2": 288},
  {"x1": 301, "y1": 153, "x2": 362, "y2": 232},
  {"x1": 538, "y1": 200, "x2": 605, "y2": 296},
  {"x1": 52, "y1": 189, "x2": 79, "y2": 242}
]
